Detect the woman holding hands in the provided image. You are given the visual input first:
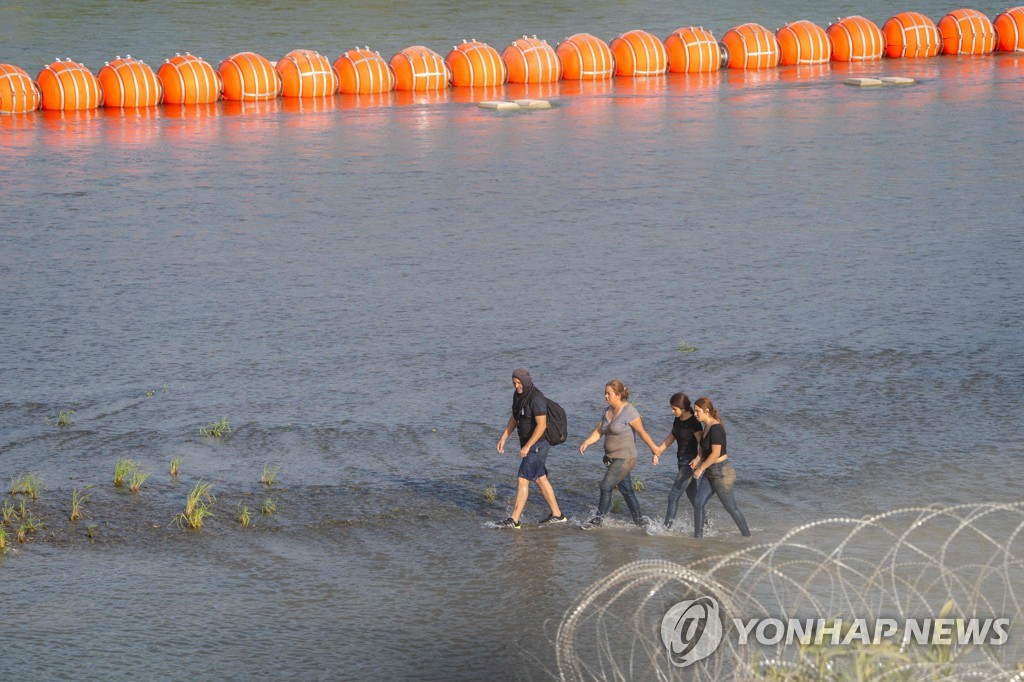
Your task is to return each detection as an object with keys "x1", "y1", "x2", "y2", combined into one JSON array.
[
  {"x1": 579, "y1": 380, "x2": 661, "y2": 527},
  {"x1": 653, "y1": 392, "x2": 714, "y2": 535},
  {"x1": 691, "y1": 397, "x2": 750, "y2": 536}
]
